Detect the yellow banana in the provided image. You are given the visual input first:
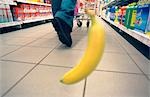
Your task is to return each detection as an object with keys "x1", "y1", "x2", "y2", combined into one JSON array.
[{"x1": 60, "y1": 10, "x2": 105, "y2": 85}]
